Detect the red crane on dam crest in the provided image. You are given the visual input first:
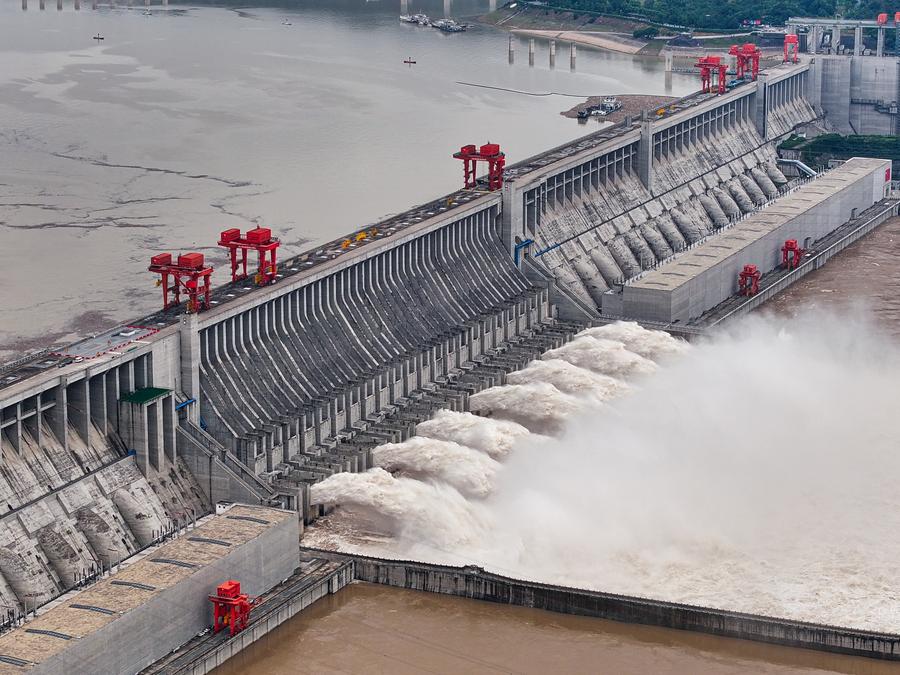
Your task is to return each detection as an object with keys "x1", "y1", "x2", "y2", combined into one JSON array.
[{"x1": 453, "y1": 143, "x2": 506, "y2": 191}]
